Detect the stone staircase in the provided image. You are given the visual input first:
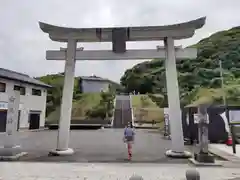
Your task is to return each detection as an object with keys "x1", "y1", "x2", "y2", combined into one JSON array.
[{"x1": 112, "y1": 95, "x2": 133, "y2": 128}]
